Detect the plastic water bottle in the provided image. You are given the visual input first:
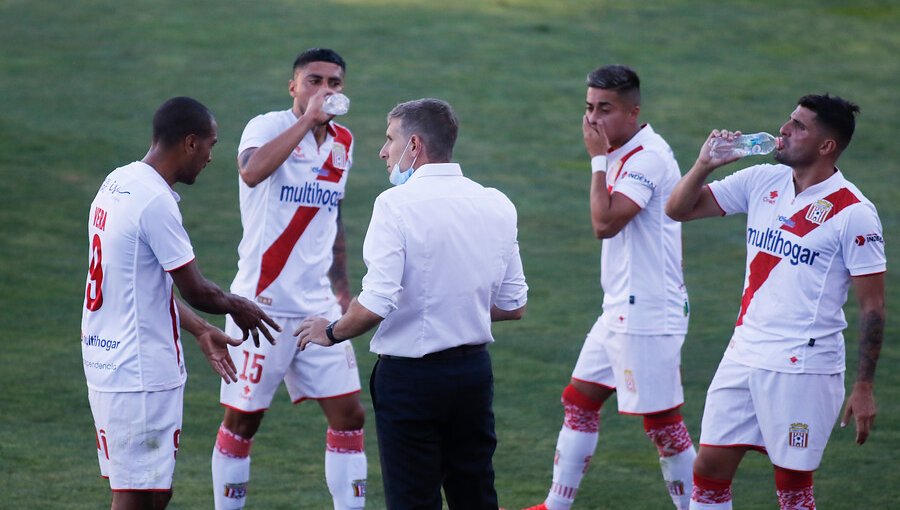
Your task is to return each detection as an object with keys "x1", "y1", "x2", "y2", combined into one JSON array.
[
  {"x1": 322, "y1": 93, "x2": 350, "y2": 115},
  {"x1": 709, "y1": 132, "x2": 777, "y2": 159}
]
